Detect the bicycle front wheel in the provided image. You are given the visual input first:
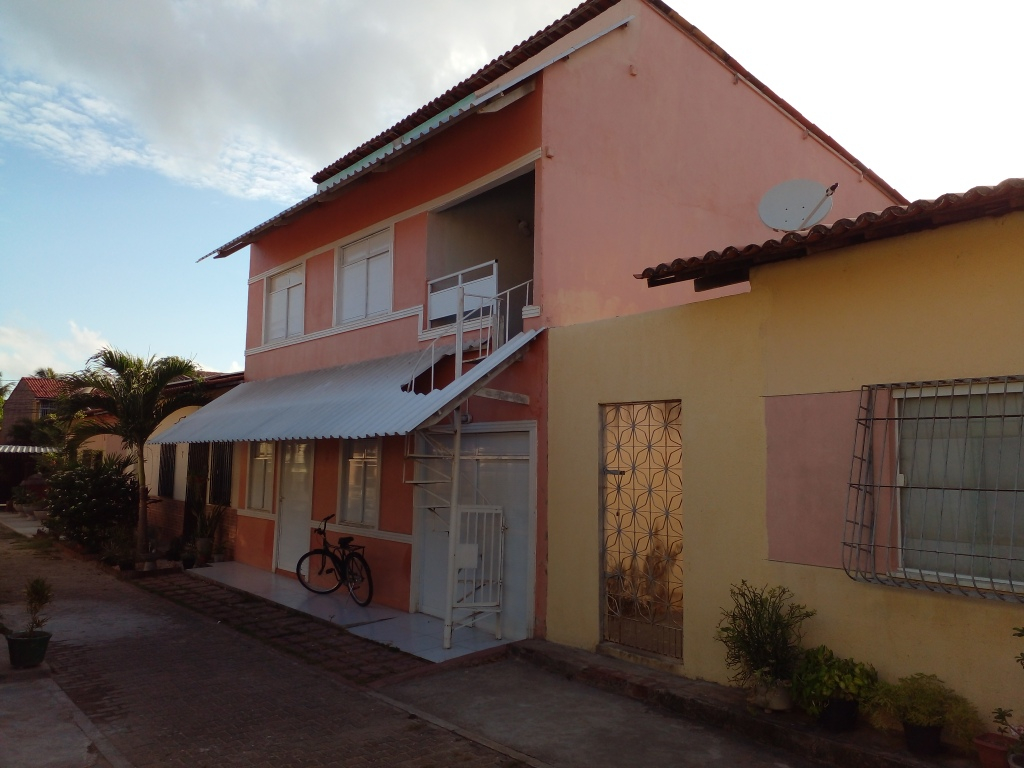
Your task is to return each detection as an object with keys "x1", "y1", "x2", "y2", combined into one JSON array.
[
  {"x1": 296, "y1": 550, "x2": 344, "y2": 594},
  {"x1": 345, "y1": 552, "x2": 374, "y2": 606}
]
